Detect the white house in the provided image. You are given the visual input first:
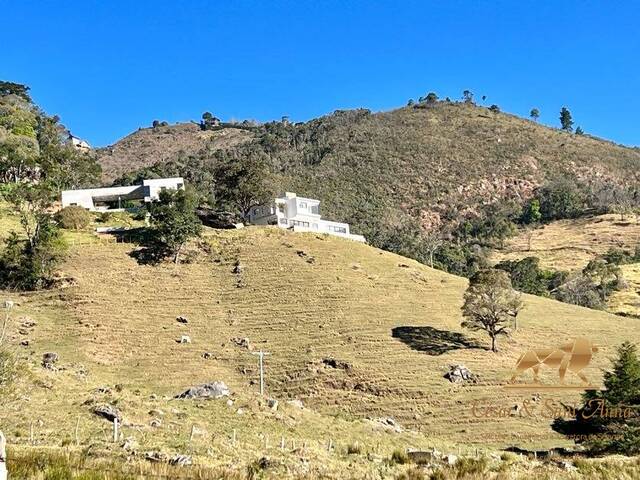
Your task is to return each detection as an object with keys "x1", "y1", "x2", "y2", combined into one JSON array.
[
  {"x1": 61, "y1": 177, "x2": 185, "y2": 212},
  {"x1": 67, "y1": 134, "x2": 91, "y2": 151},
  {"x1": 248, "y1": 192, "x2": 366, "y2": 242}
]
